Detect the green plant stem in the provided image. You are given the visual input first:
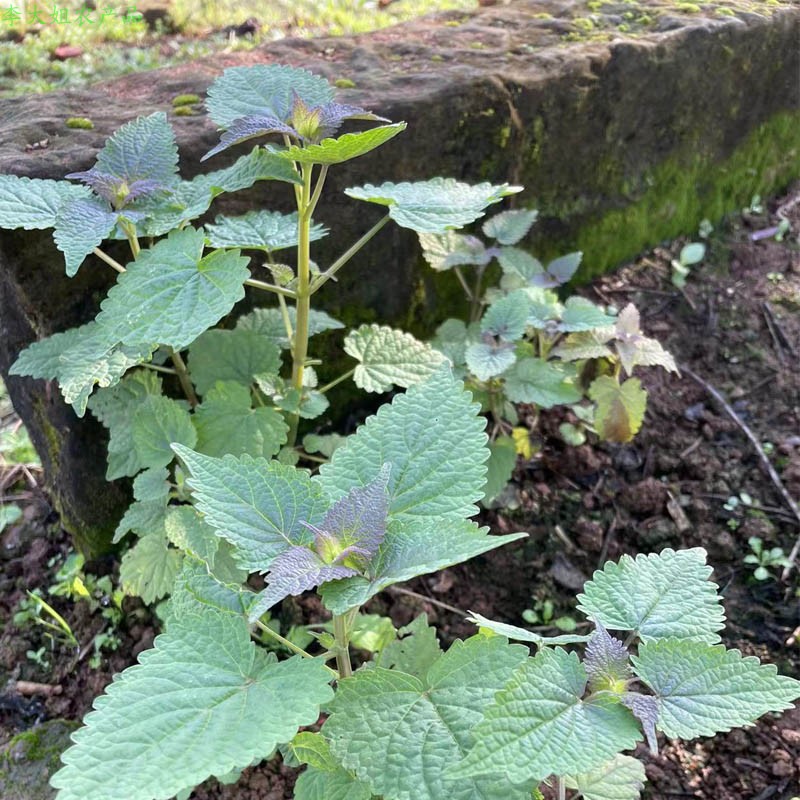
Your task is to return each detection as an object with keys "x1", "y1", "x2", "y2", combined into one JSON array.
[
  {"x1": 308, "y1": 164, "x2": 329, "y2": 217},
  {"x1": 453, "y1": 266, "x2": 474, "y2": 301},
  {"x1": 253, "y1": 619, "x2": 338, "y2": 677},
  {"x1": 168, "y1": 348, "x2": 198, "y2": 408},
  {"x1": 243, "y1": 278, "x2": 297, "y2": 299},
  {"x1": 332, "y1": 613, "x2": 353, "y2": 679},
  {"x1": 310, "y1": 214, "x2": 390, "y2": 293},
  {"x1": 318, "y1": 367, "x2": 356, "y2": 394},
  {"x1": 92, "y1": 247, "x2": 126, "y2": 274},
  {"x1": 558, "y1": 776, "x2": 566, "y2": 800},
  {"x1": 120, "y1": 219, "x2": 140, "y2": 259},
  {"x1": 140, "y1": 363, "x2": 178, "y2": 376},
  {"x1": 287, "y1": 164, "x2": 315, "y2": 446}
]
